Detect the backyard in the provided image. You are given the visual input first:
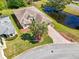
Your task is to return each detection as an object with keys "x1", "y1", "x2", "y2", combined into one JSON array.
[{"x1": 33, "y1": 0, "x2": 79, "y2": 42}]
